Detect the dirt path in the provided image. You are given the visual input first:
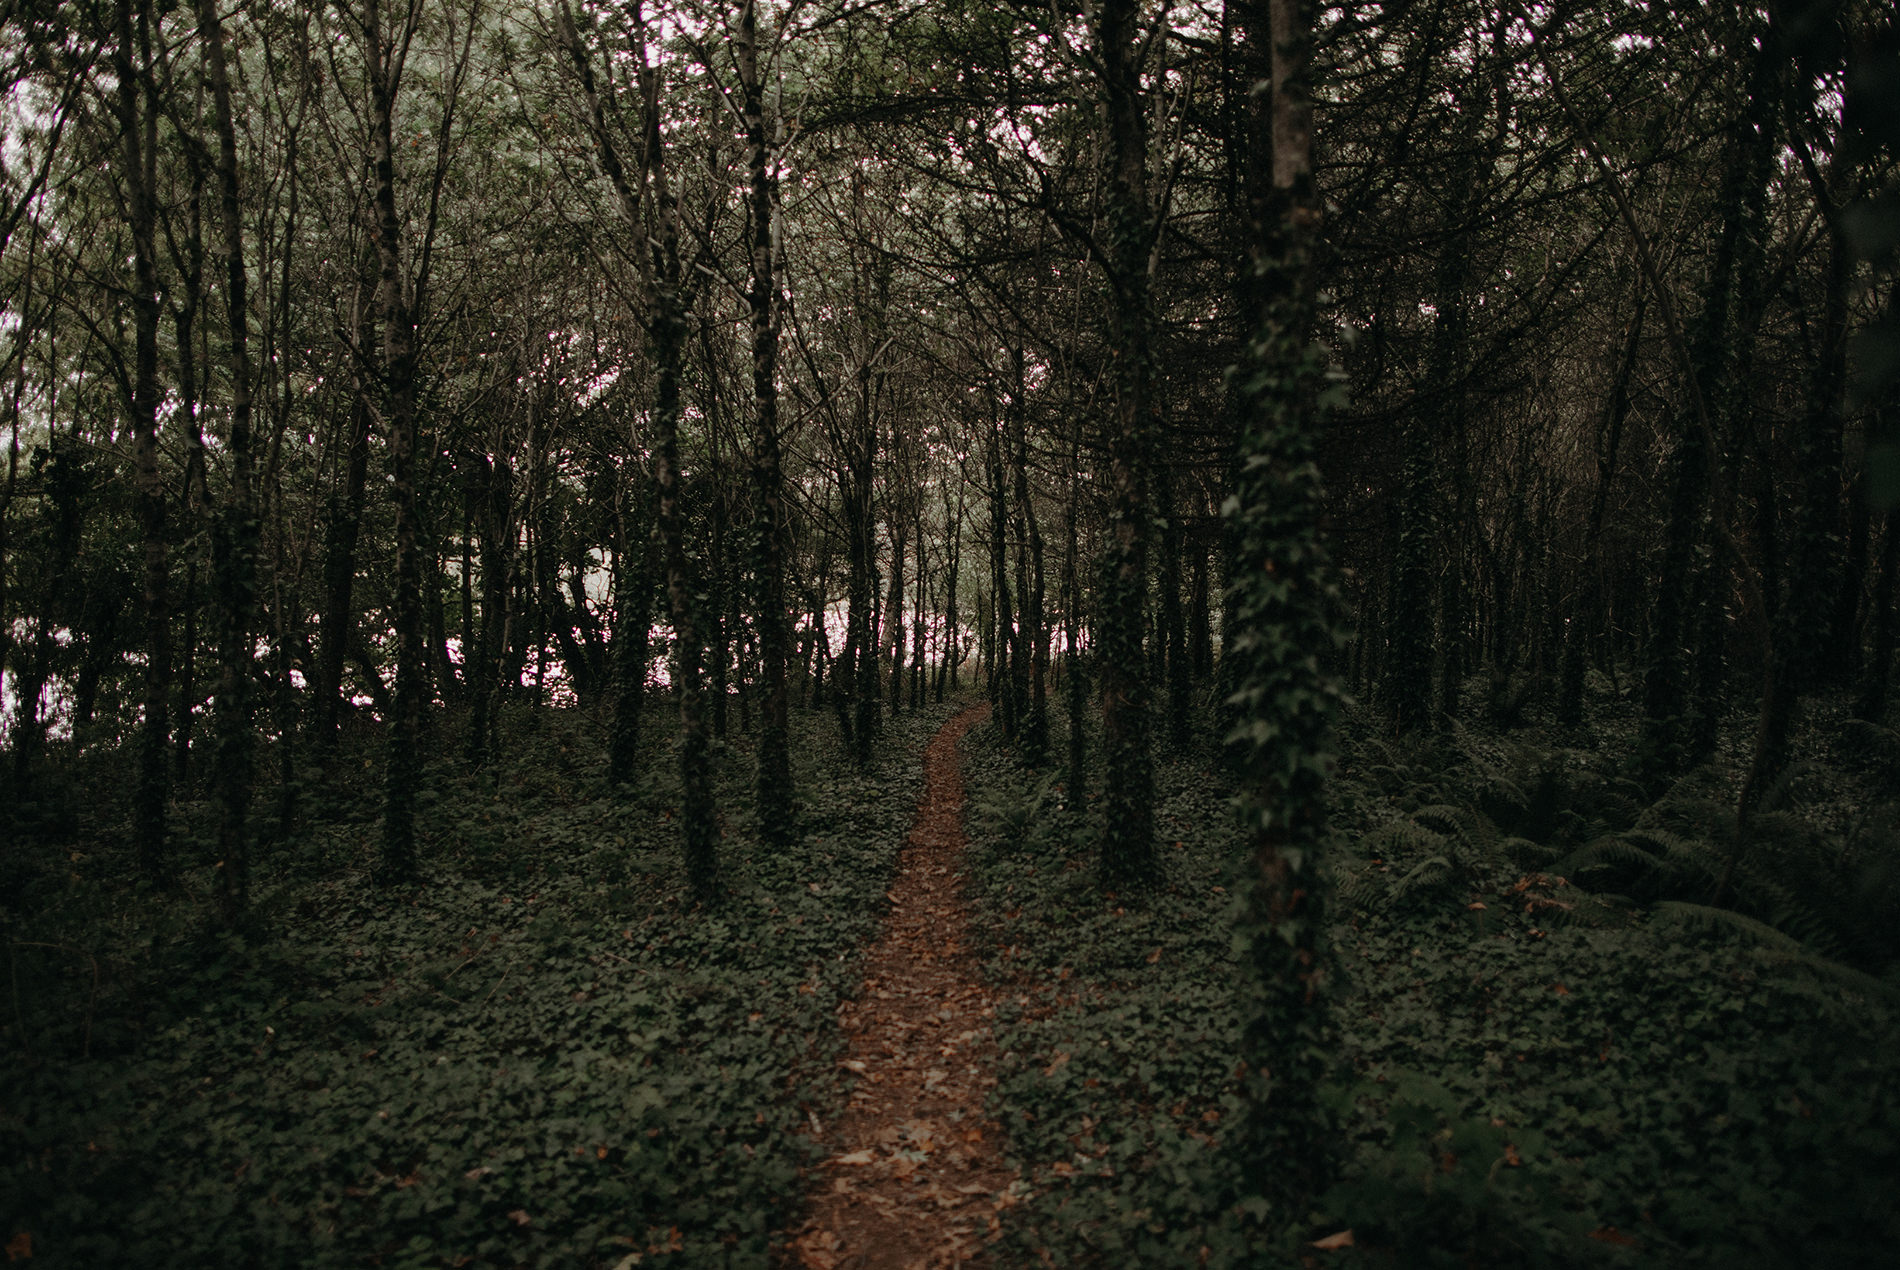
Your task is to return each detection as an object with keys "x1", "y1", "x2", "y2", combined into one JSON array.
[{"x1": 784, "y1": 703, "x2": 1015, "y2": 1270}]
